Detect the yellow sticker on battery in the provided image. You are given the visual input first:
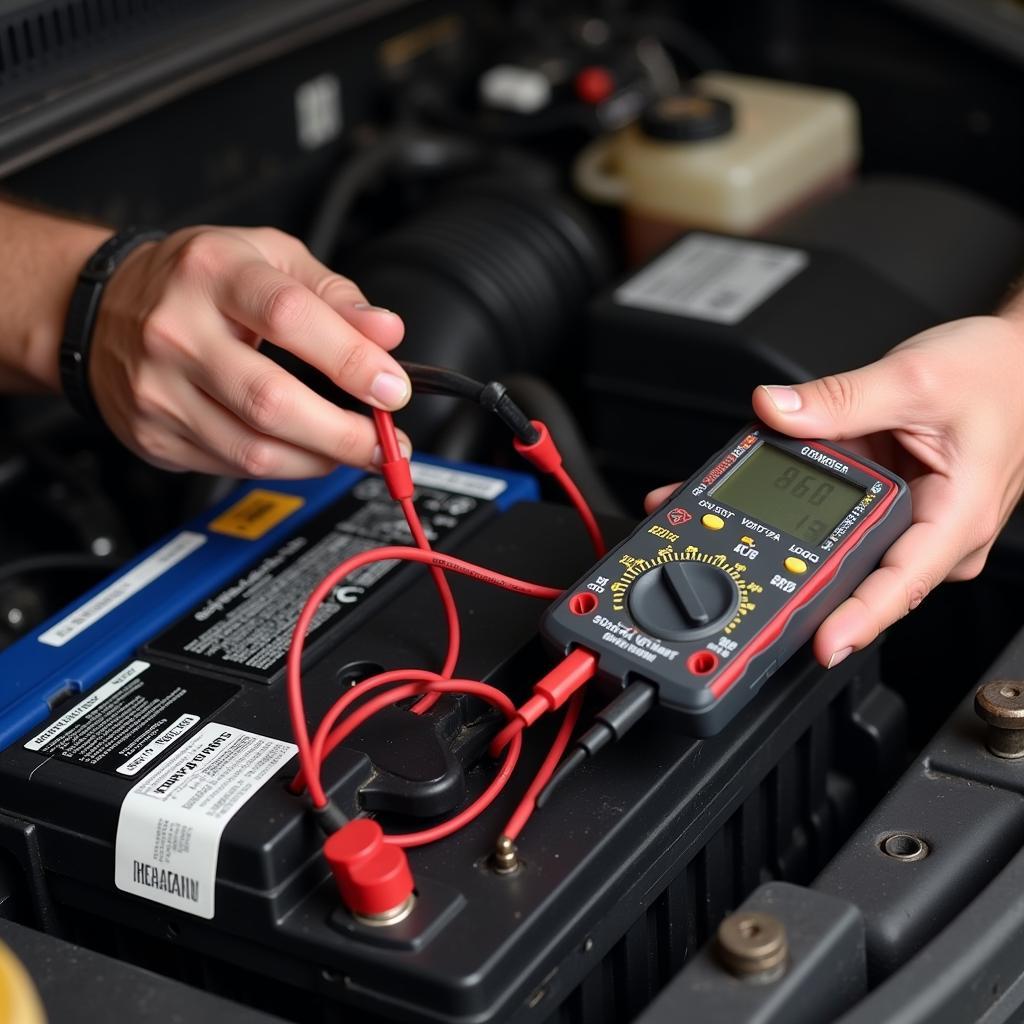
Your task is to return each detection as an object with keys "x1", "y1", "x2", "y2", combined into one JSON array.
[{"x1": 208, "y1": 489, "x2": 305, "y2": 540}]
